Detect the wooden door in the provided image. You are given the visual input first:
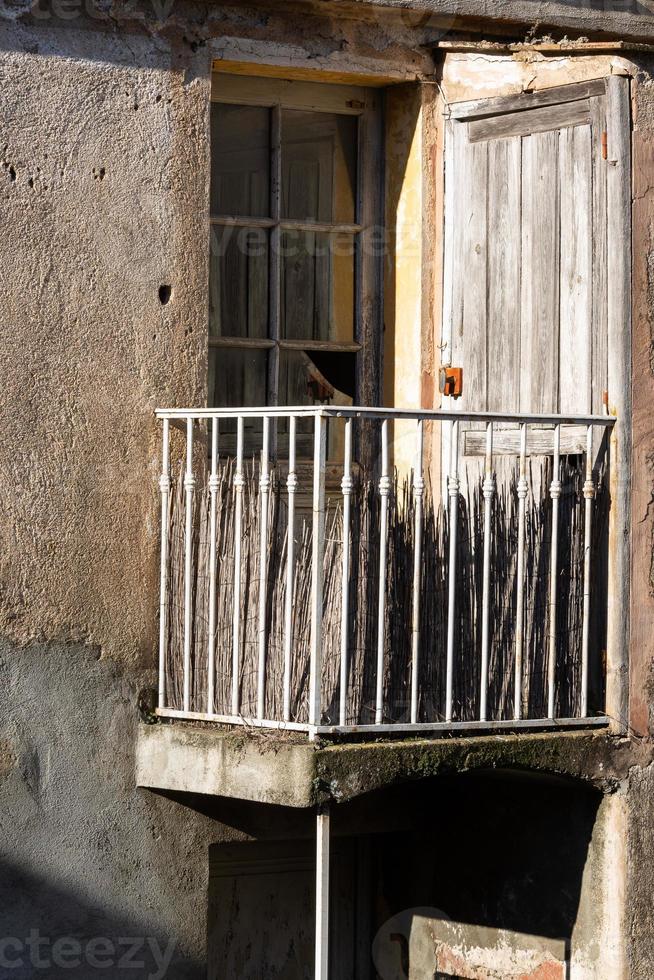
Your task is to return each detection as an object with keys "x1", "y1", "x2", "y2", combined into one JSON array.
[{"x1": 443, "y1": 79, "x2": 610, "y2": 439}]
